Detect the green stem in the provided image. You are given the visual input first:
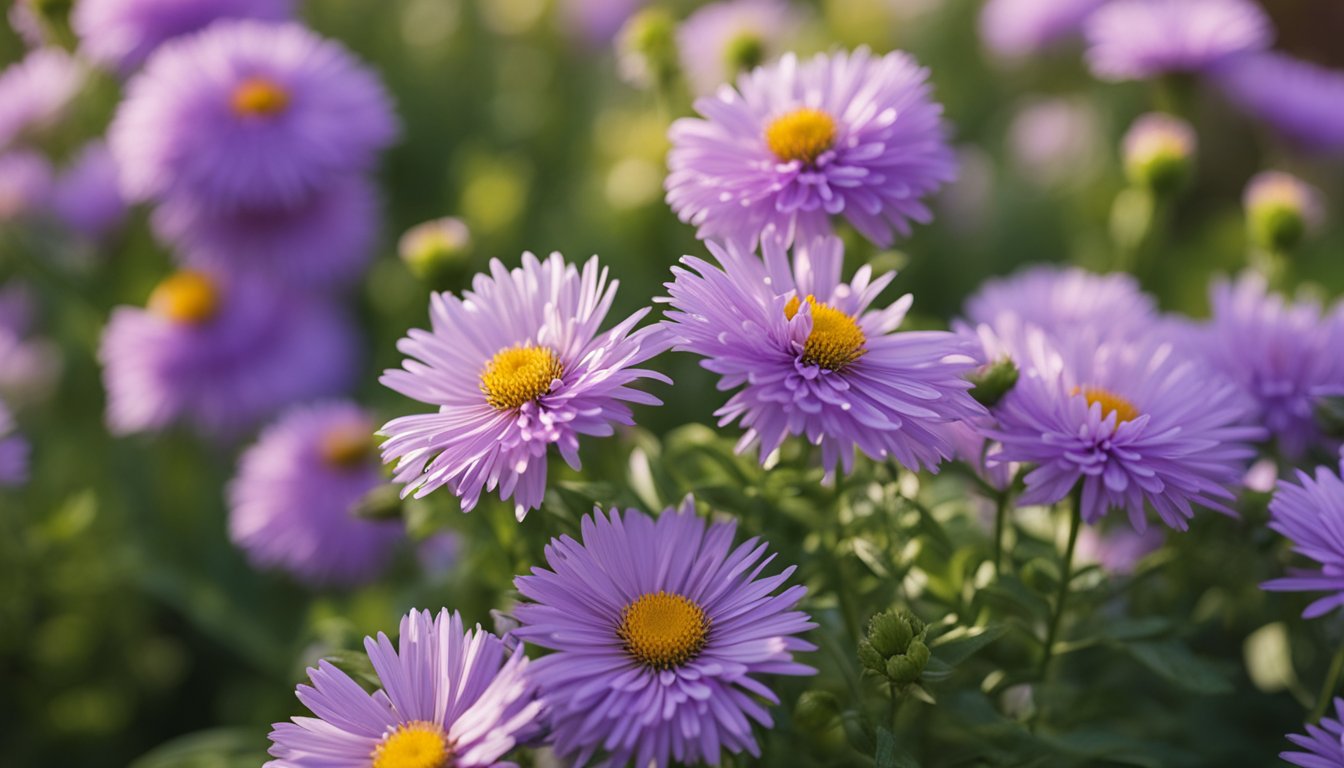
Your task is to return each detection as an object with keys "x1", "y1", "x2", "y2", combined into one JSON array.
[
  {"x1": 992, "y1": 490, "x2": 1009, "y2": 578},
  {"x1": 889, "y1": 685, "x2": 900, "y2": 730},
  {"x1": 1039, "y1": 485, "x2": 1083, "y2": 678},
  {"x1": 1312, "y1": 644, "x2": 1344, "y2": 722}
]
